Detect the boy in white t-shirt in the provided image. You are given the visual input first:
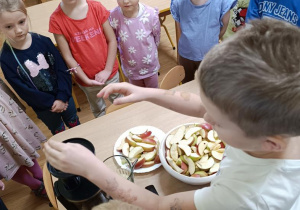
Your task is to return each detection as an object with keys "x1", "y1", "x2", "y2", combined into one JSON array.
[{"x1": 44, "y1": 18, "x2": 300, "y2": 209}]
